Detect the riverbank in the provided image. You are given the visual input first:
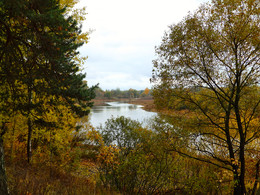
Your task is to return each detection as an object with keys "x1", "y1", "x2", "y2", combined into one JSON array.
[
  {"x1": 93, "y1": 97, "x2": 156, "y2": 112},
  {"x1": 128, "y1": 98, "x2": 156, "y2": 112}
]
